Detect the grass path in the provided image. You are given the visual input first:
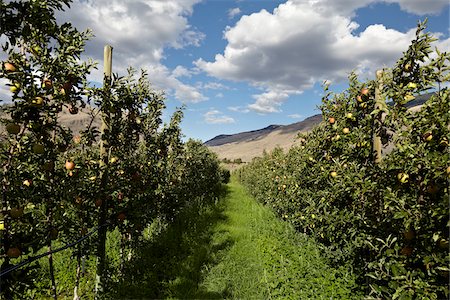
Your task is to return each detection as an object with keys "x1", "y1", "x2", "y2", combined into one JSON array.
[
  {"x1": 198, "y1": 177, "x2": 359, "y2": 299},
  {"x1": 109, "y1": 176, "x2": 359, "y2": 299}
]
